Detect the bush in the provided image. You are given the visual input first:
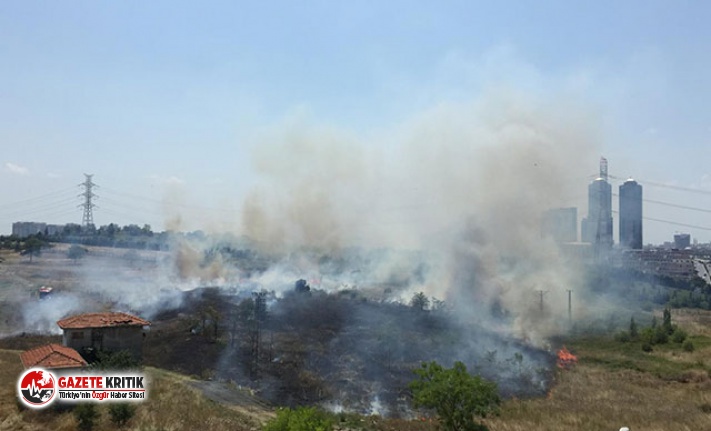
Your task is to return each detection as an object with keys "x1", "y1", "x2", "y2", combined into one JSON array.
[
  {"x1": 263, "y1": 407, "x2": 334, "y2": 431},
  {"x1": 94, "y1": 350, "x2": 139, "y2": 370},
  {"x1": 74, "y1": 403, "x2": 98, "y2": 431},
  {"x1": 640, "y1": 327, "x2": 655, "y2": 345},
  {"x1": 683, "y1": 340, "x2": 695, "y2": 352},
  {"x1": 653, "y1": 326, "x2": 669, "y2": 344},
  {"x1": 410, "y1": 361, "x2": 500, "y2": 431},
  {"x1": 109, "y1": 403, "x2": 135, "y2": 426},
  {"x1": 671, "y1": 328, "x2": 688, "y2": 344},
  {"x1": 614, "y1": 331, "x2": 631, "y2": 343},
  {"x1": 641, "y1": 342, "x2": 653, "y2": 352}
]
